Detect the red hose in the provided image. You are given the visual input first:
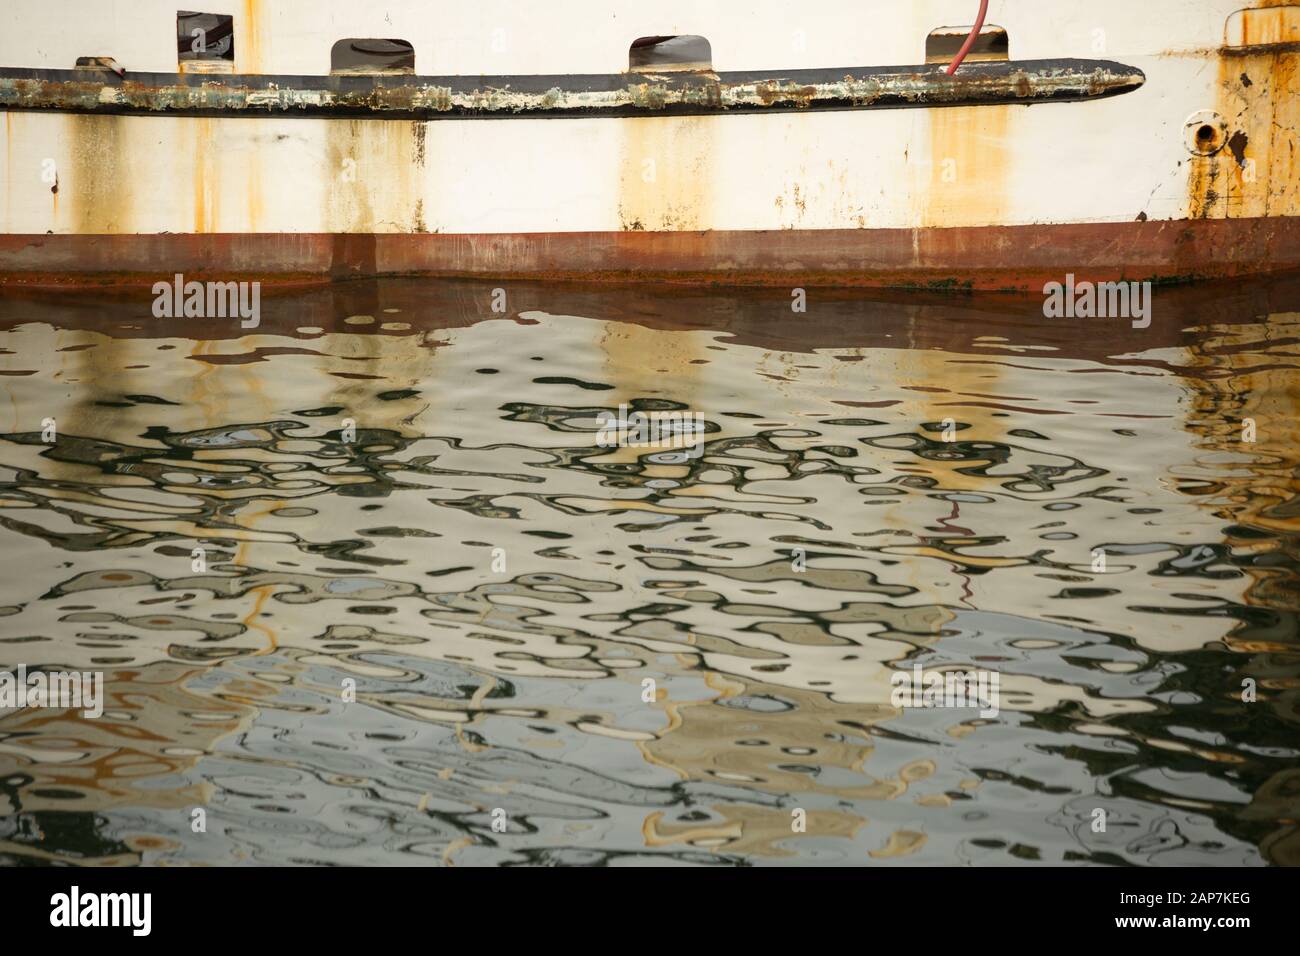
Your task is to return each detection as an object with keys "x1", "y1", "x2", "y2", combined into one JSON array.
[{"x1": 946, "y1": 0, "x2": 990, "y2": 75}]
